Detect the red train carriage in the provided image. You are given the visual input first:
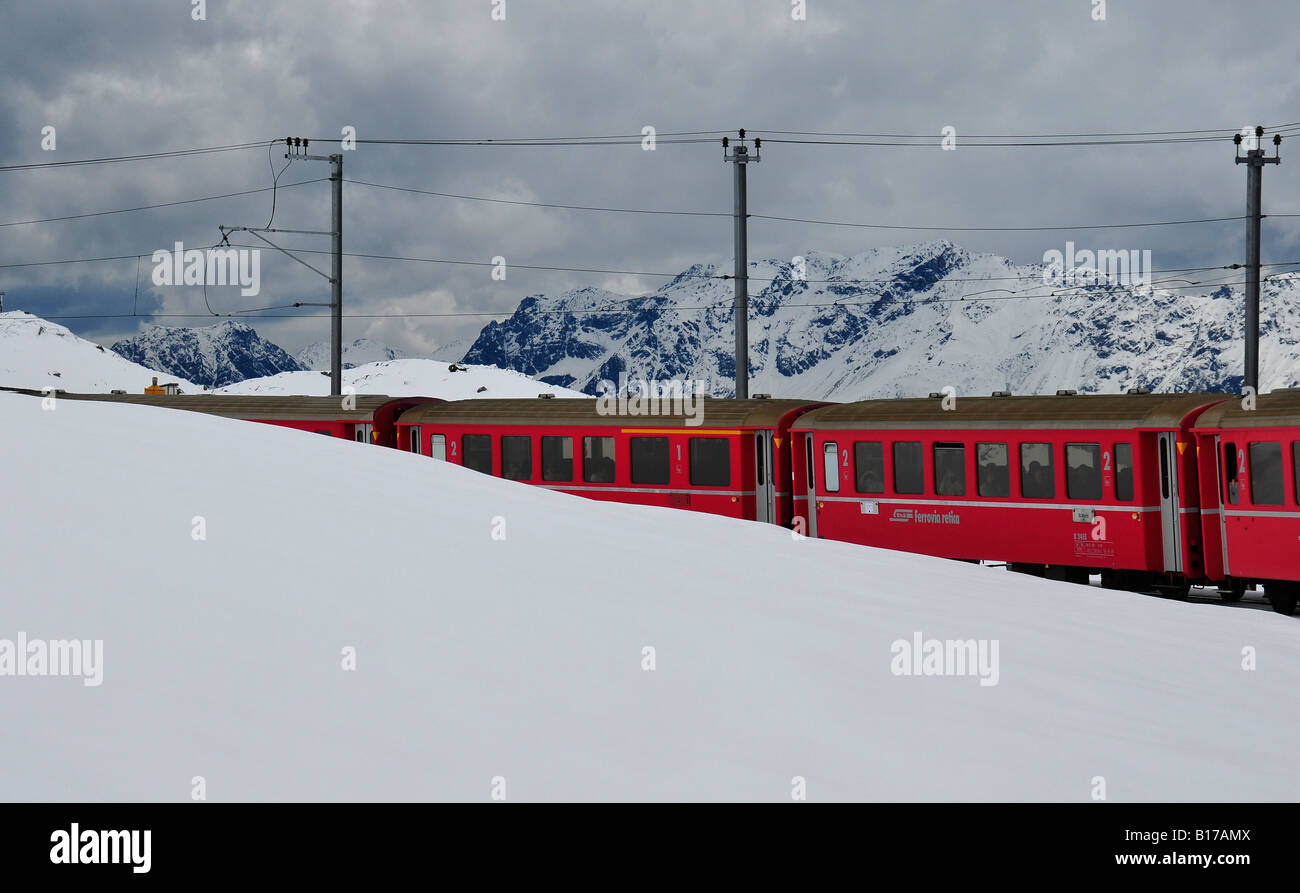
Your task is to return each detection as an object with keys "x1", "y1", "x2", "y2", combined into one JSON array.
[
  {"x1": 396, "y1": 397, "x2": 828, "y2": 524},
  {"x1": 0, "y1": 388, "x2": 438, "y2": 446},
  {"x1": 792, "y1": 392, "x2": 1227, "y2": 590},
  {"x1": 1192, "y1": 388, "x2": 1300, "y2": 614}
]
